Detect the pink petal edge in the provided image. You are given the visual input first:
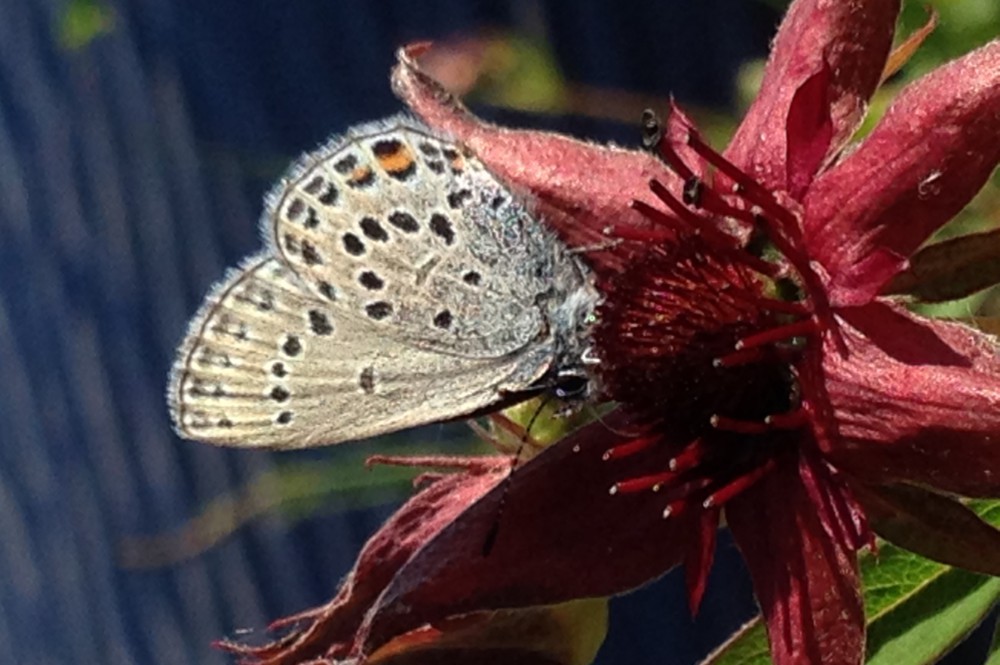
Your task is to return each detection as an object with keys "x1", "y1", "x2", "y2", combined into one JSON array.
[
  {"x1": 726, "y1": 0, "x2": 899, "y2": 192},
  {"x1": 805, "y1": 39, "x2": 1000, "y2": 305},
  {"x1": 823, "y1": 302, "x2": 1000, "y2": 497}
]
